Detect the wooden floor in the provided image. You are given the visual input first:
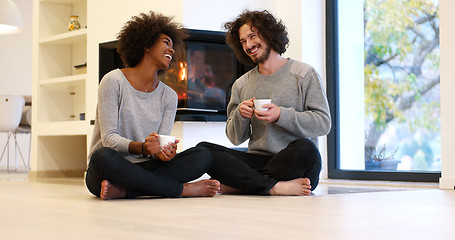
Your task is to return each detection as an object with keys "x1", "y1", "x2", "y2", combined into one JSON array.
[{"x1": 1, "y1": 172, "x2": 454, "y2": 240}]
